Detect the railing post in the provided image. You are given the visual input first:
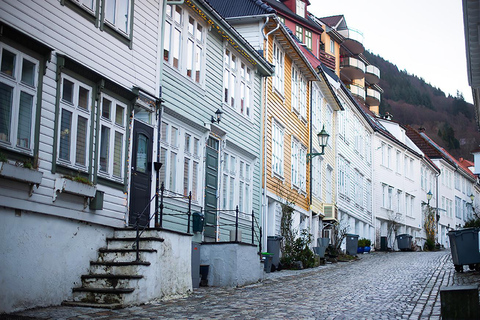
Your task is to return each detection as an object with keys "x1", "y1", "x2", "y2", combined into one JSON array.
[
  {"x1": 135, "y1": 221, "x2": 140, "y2": 262},
  {"x1": 187, "y1": 191, "x2": 192, "y2": 233},
  {"x1": 259, "y1": 226, "x2": 262, "y2": 254},
  {"x1": 159, "y1": 182, "x2": 164, "y2": 228},
  {"x1": 235, "y1": 206, "x2": 239, "y2": 242},
  {"x1": 251, "y1": 210, "x2": 255, "y2": 245}
]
